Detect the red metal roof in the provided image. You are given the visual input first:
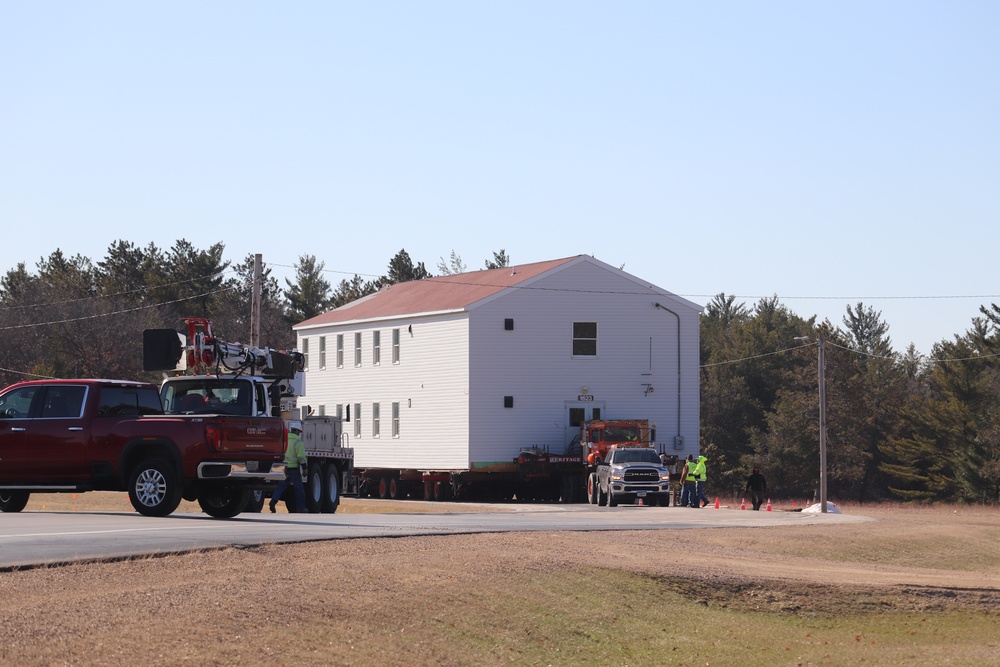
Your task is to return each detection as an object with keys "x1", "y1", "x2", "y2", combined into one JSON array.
[{"x1": 296, "y1": 256, "x2": 580, "y2": 328}]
